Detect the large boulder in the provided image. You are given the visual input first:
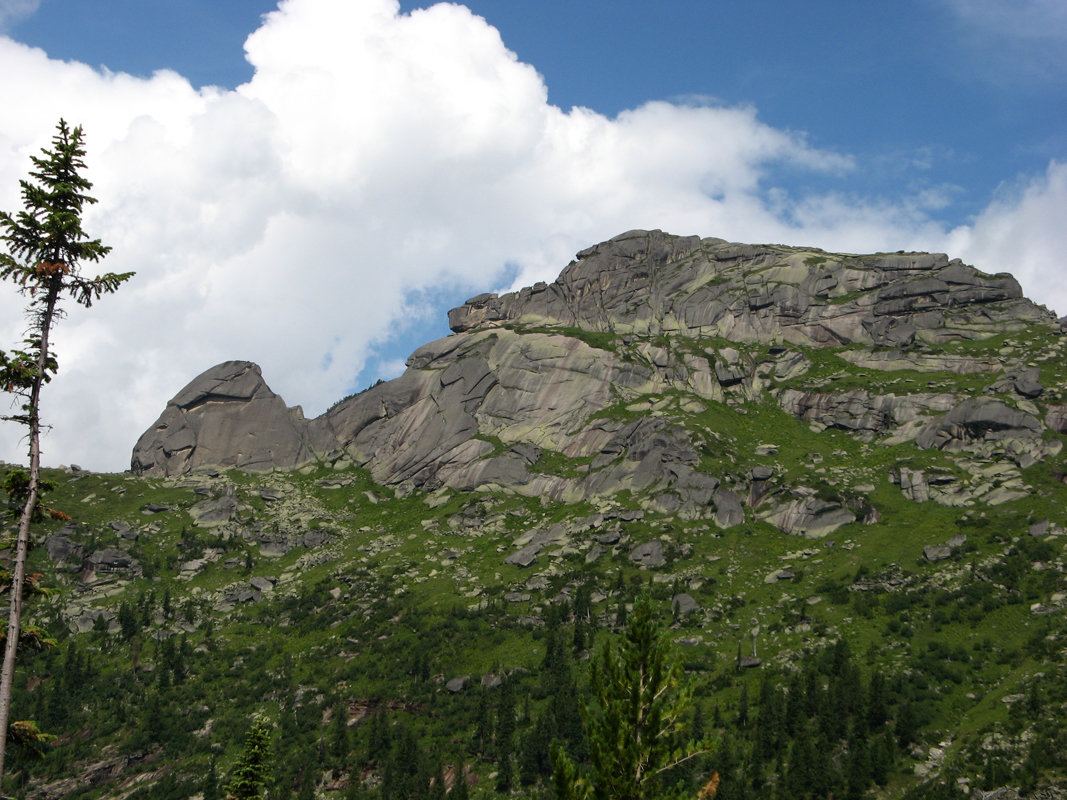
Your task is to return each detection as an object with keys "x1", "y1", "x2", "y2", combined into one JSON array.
[
  {"x1": 189, "y1": 489, "x2": 239, "y2": 526},
  {"x1": 630, "y1": 540, "x2": 667, "y2": 568},
  {"x1": 1046, "y1": 405, "x2": 1067, "y2": 435},
  {"x1": 915, "y1": 398, "x2": 1044, "y2": 451},
  {"x1": 45, "y1": 528, "x2": 84, "y2": 566},
  {"x1": 758, "y1": 496, "x2": 856, "y2": 538}
]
